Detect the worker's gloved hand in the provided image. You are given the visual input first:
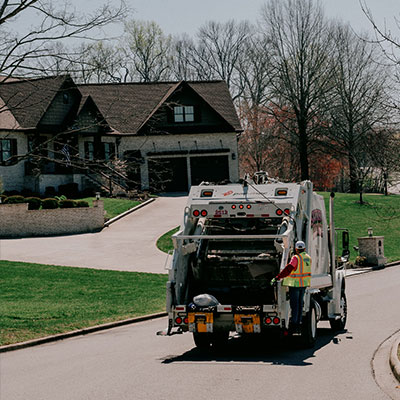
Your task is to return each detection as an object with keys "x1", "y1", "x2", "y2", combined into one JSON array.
[{"x1": 270, "y1": 277, "x2": 277, "y2": 286}]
